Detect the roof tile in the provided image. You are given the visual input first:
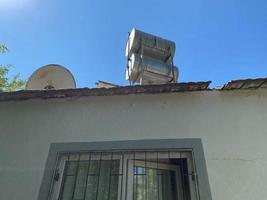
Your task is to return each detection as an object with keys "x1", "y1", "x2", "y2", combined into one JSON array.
[{"x1": 0, "y1": 81, "x2": 211, "y2": 102}]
